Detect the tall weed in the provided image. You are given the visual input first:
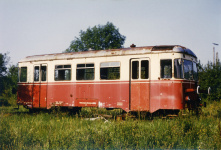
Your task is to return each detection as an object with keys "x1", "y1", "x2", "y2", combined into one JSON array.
[{"x1": 0, "y1": 102, "x2": 221, "y2": 149}]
